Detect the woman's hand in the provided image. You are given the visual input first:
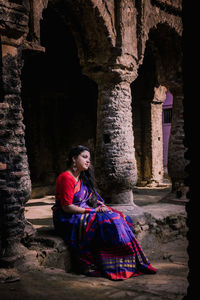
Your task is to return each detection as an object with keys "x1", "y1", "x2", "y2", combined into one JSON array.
[{"x1": 96, "y1": 205, "x2": 110, "y2": 212}]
